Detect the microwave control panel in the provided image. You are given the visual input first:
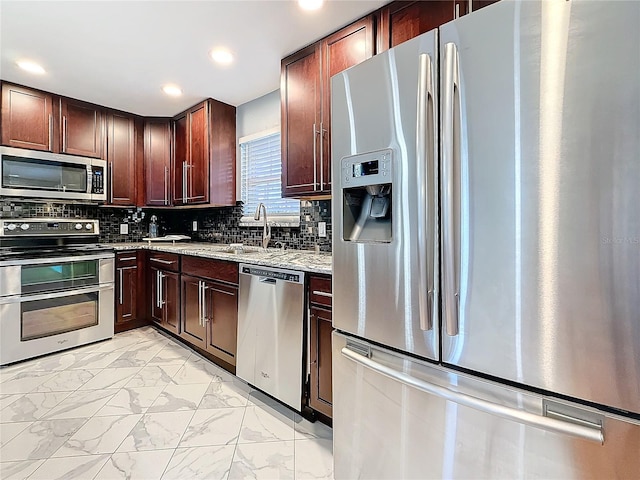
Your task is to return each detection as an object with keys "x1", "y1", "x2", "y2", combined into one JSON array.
[{"x1": 91, "y1": 166, "x2": 105, "y2": 194}]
